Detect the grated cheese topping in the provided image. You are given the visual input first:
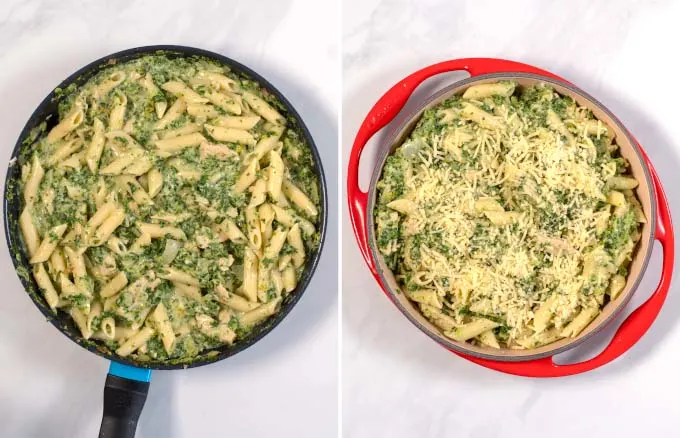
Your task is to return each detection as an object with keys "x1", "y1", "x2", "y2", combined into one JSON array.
[{"x1": 375, "y1": 81, "x2": 645, "y2": 349}]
